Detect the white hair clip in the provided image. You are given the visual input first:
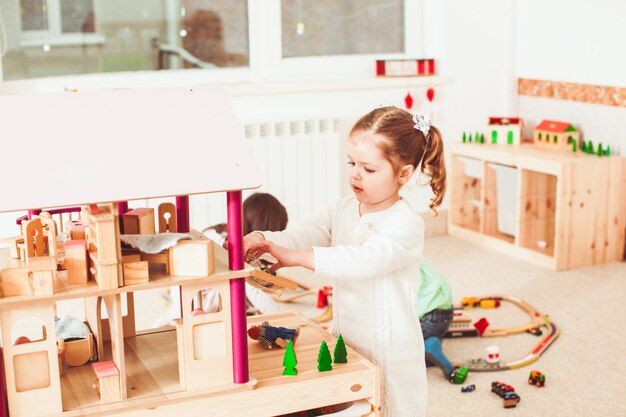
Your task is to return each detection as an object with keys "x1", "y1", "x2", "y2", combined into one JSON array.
[{"x1": 412, "y1": 113, "x2": 431, "y2": 136}]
